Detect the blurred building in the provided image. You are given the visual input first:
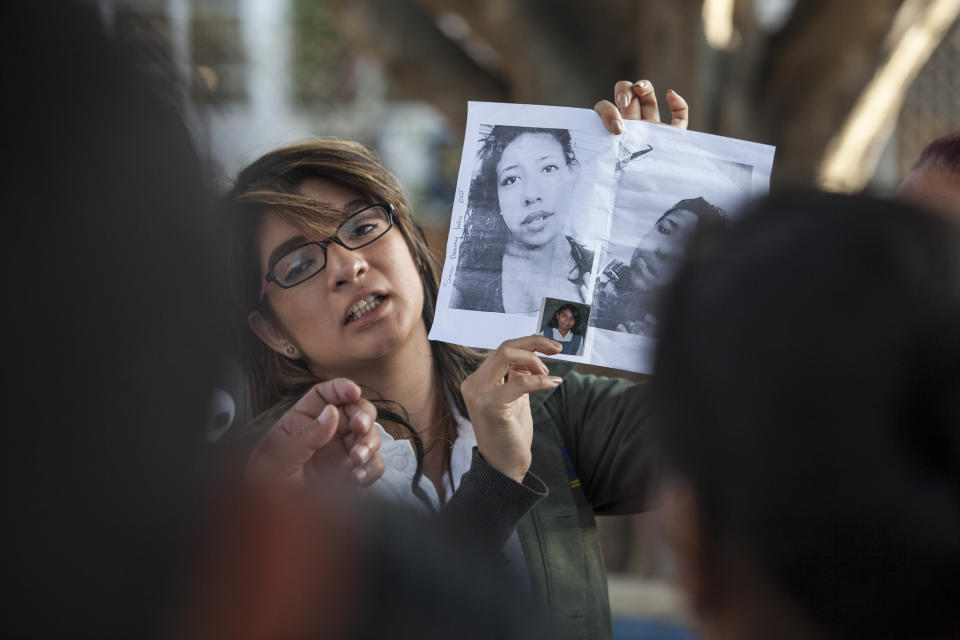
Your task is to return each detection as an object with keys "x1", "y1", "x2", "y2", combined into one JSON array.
[{"x1": 96, "y1": 0, "x2": 458, "y2": 230}]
